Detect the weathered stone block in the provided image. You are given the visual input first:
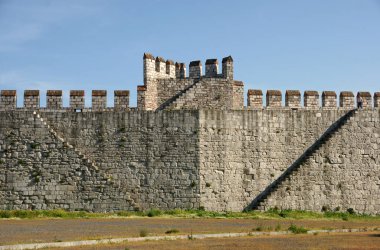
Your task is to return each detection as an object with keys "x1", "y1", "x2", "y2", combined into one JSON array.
[
  {"x1": 0, "y1": 90, "x2": 17, "y2": 110},
  {"x1": 339, "y1": 91, "x2": 354, "y2": 109},
  {"x1": 24, "y1": 90, "x2": 40, "y2": 109},
  {"x1": 189, "y1": 61, "x2": 202, "y2": 79},
  {"x1": 304, "y1": 91, "x2": 319, "y2": 109},
  {"x1": 247, "y1": 89, "x2": 263, "y2": 108},
  {"x1": 47, "y1": 90, "x2": 63, "y2": 109},
  {"x1": 92, "y1": 90, "x2": 107, "y2": 111},
  {"x1": 375, "y1": 92, "x2": 380, "y2": 108},
  {"x1": 70, "y1": 90, "x2": 85, "y2": 110},
  {"x1": 266, "y1": 90, "x2": 282, "y2": 107},
  {"x1": 222, "y1": 56, "x2": 233, "y2": 80},
  {"x1": 357, "y1": 92, "x2": 372, "y2": 108},
  {"x1": 322, "y1": 91, "x2": 337, "y2": 108},
  {"x1": 114, "y1": 90, "x2": 129, "y2": 110},
  {"x1": 205, "y1": 59, "x2": 218, "y2": 77},
  {"x1": 285, "y1": 90, "x2": 301, "y2": 108}
]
